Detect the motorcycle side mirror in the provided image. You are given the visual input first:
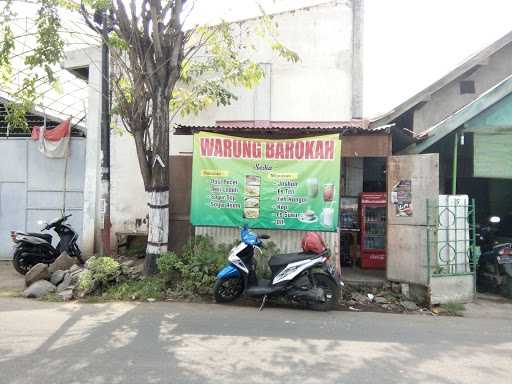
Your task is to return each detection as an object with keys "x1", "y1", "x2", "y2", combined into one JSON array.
[
  {"x1": 490, "y1": 216, "x2": 501, "y2": 224},
  {"x1": 37, "y1": 219, "x2": 48, "y2": 229}
]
